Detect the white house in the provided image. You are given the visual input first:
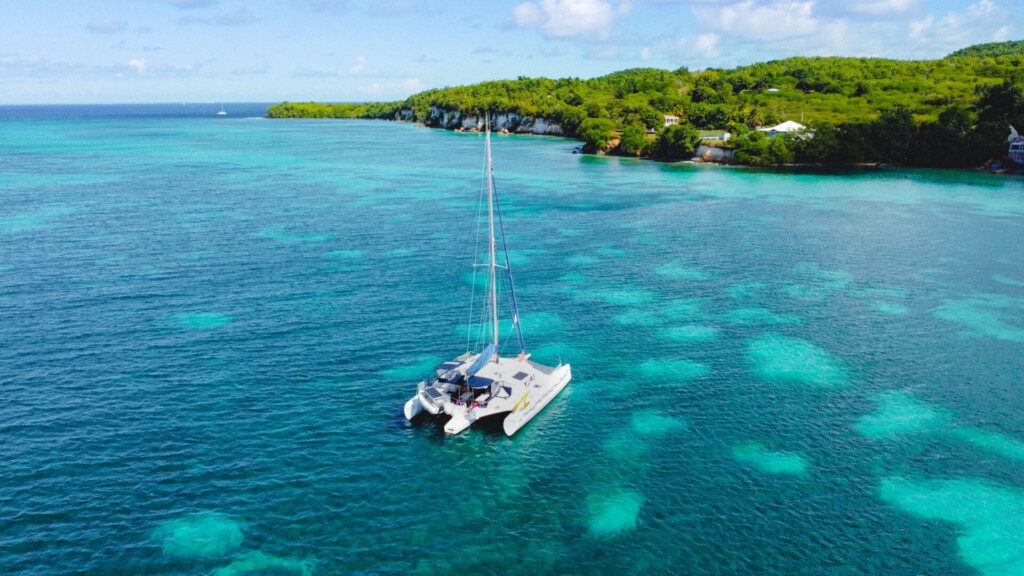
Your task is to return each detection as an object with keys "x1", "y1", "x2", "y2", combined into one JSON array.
[
  {"x1": 766, "y1": 87, "x2": 781, "y2": 93},
  {"x1": 757, "y1": 120, "x2": 807, "y2": 139},
  {"x1": 699, "y1": 132, "x2": 731, "y2": 142},
  {"x1": 663, "y1": 115, "x2": 680, "y2": 127}
]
